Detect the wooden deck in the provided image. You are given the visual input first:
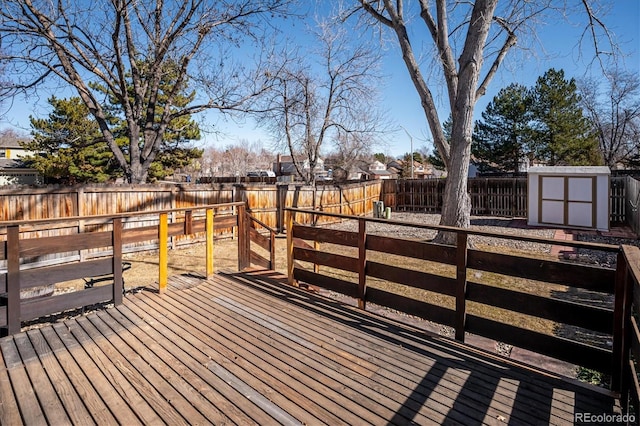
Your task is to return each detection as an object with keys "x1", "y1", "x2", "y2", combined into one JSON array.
[{"x1": 0, "y1": 270, "x2": 618, "y2": 425}]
